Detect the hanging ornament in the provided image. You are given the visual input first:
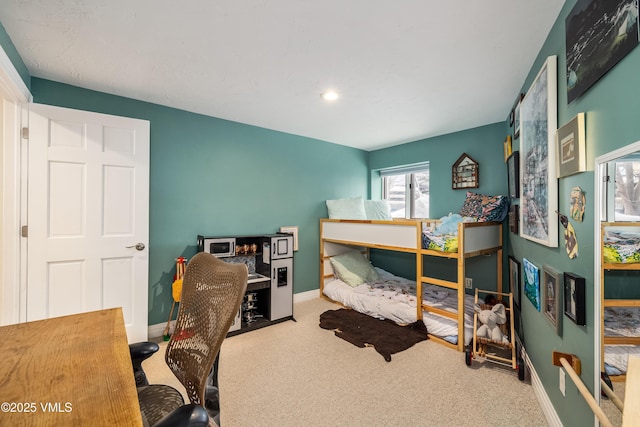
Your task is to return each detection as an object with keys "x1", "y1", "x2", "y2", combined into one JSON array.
[
  {"x1": 570, "y1": 186, "x2": 586, "y2": 222},
  {"x1": 556, "y1": 211, "x2": 578, "y2": 259}
]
